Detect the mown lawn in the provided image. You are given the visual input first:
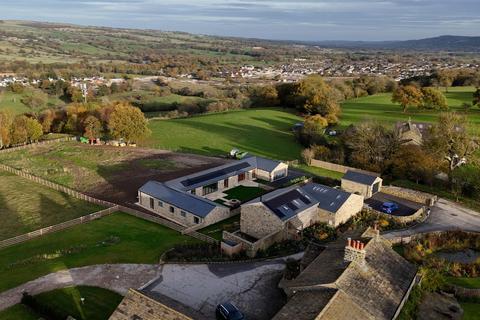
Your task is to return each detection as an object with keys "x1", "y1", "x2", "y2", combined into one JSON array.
[
  {"x1": 461, "y1": 302, "x2": 480, "y2": 320},
  {"x1": 145, "y1": 108, "x2": 303, "y2": 160},
  {"x1": 295, "y1": 164, "x2": 344, "y2": 180},
  {"x1": 0, "y1": 171, "x2": 103, "y2": 240},
  {"x1": 0, "y1": 286, "x2": 122, "y2": 320},
  {"x1": 0, "y1": 212, "x2": 197, "y2": 292},
  {"x1": 224, "y1": 186, "x2": 267, "y2": 202},
  {"x1": 340, "y1": 87, "x2": 480, "y2": 133}
]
